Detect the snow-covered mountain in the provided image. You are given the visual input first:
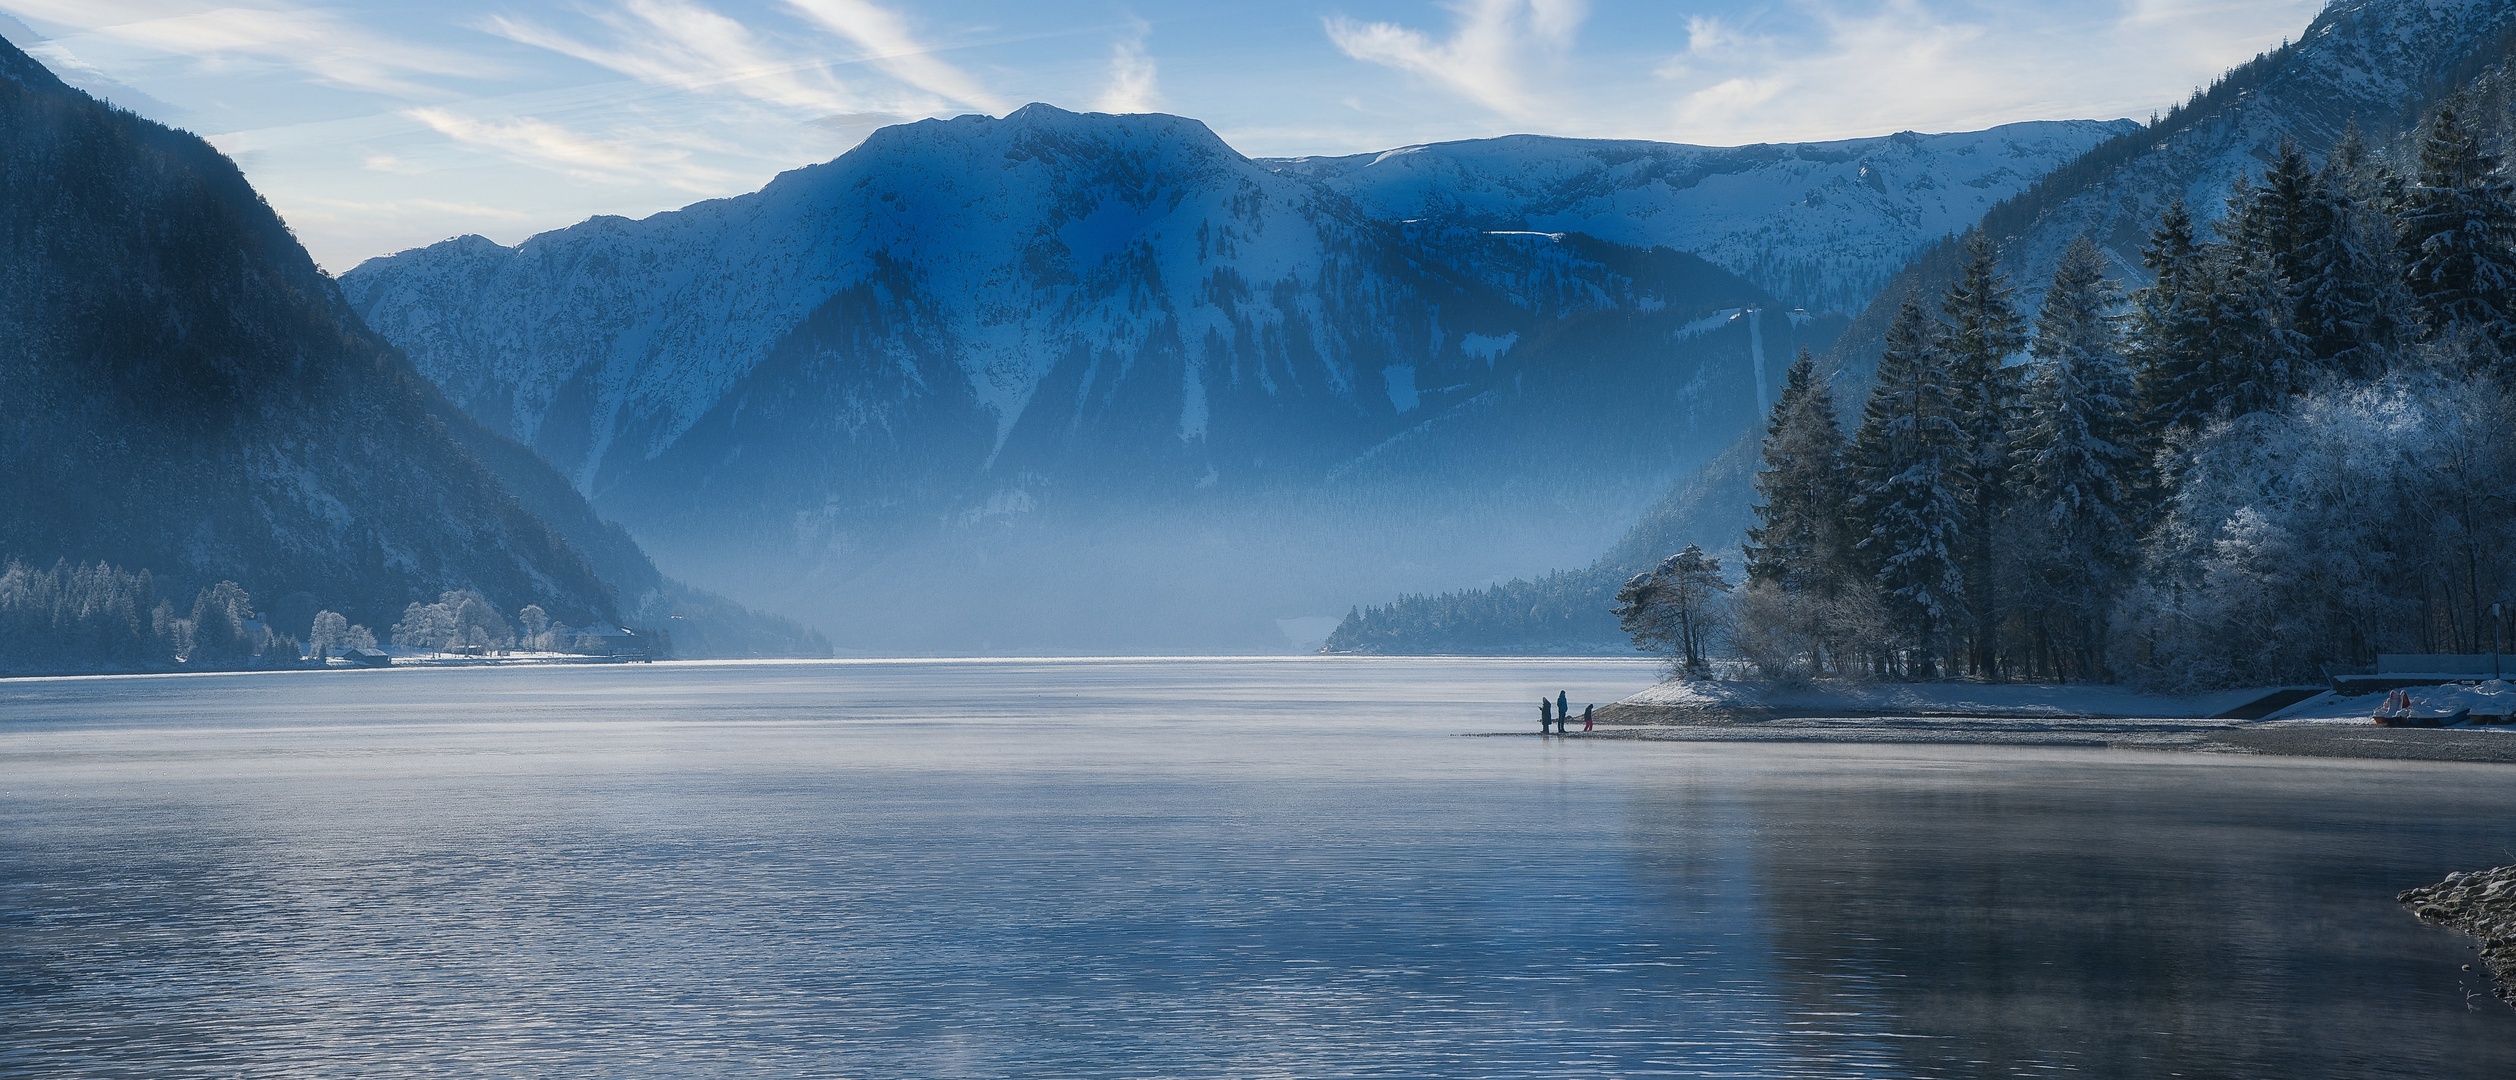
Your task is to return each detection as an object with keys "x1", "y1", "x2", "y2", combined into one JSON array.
[
  {"x1": 1258, "y1": 121, "x2": 2134, "y2": 317},
  {"x1": 342, "y1": 104, "x2": 2134, "y2": 653}
]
